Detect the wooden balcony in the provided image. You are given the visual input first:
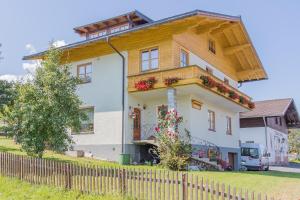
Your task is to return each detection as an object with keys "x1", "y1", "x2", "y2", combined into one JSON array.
[{"x1": 128, "y1": 65, "x2": 253, "y2": 110}]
